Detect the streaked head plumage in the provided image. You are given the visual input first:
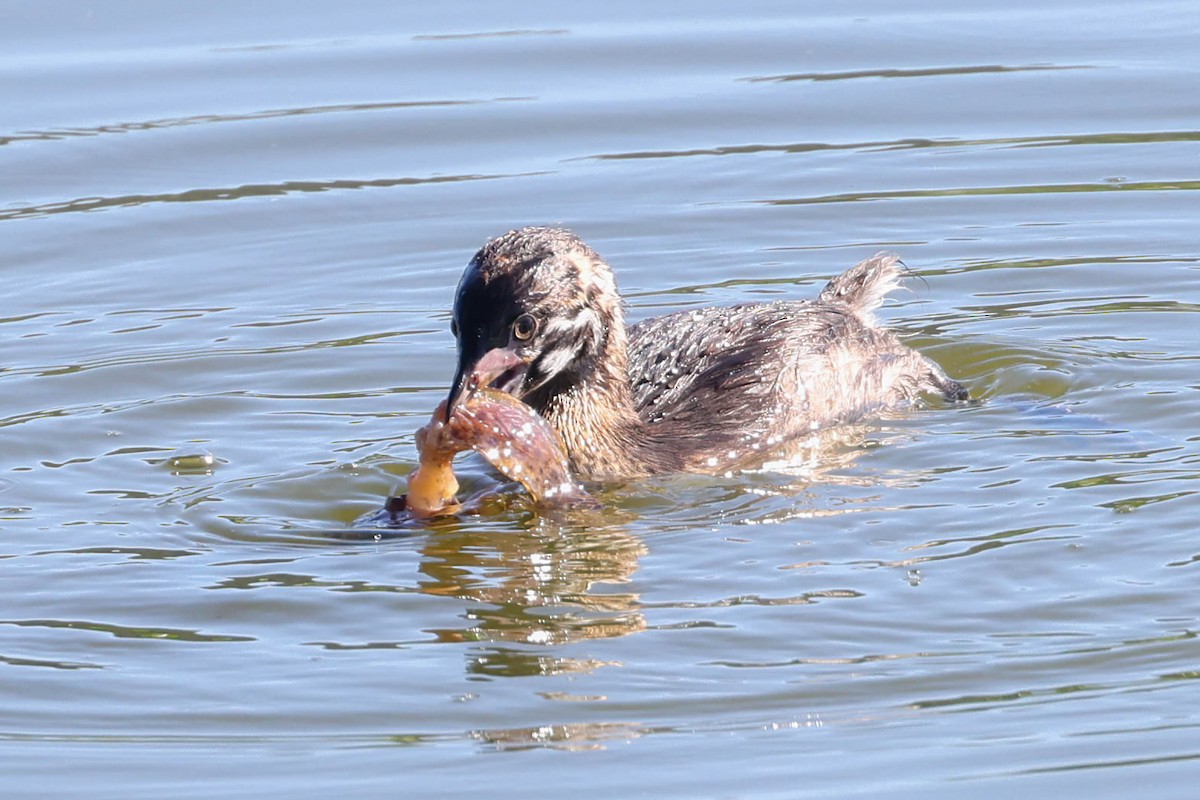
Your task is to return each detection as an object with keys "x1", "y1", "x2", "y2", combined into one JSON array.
[{"x1": 447, "y1": 227, "x2": 623, "y2": 415}]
